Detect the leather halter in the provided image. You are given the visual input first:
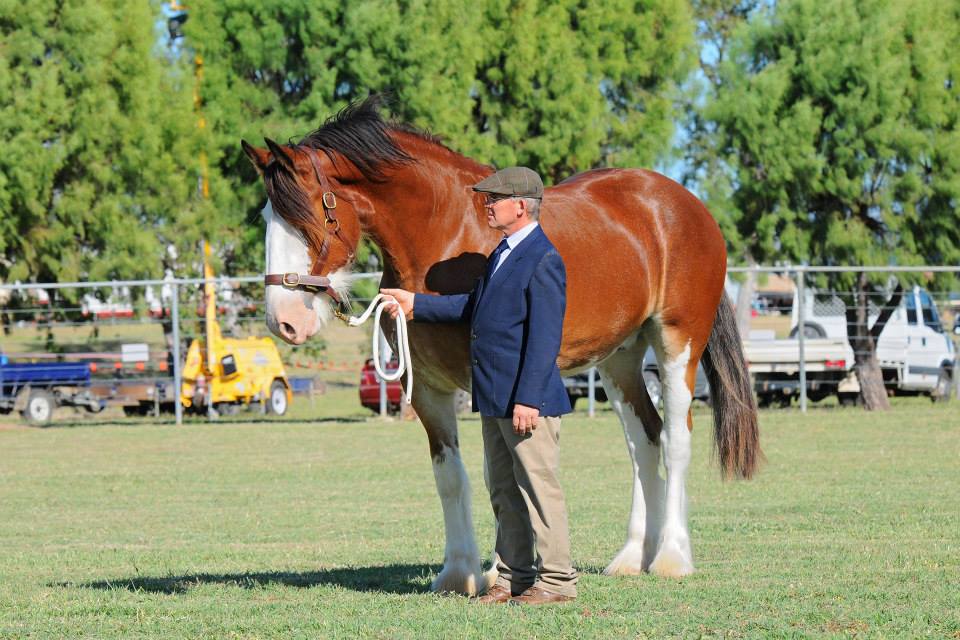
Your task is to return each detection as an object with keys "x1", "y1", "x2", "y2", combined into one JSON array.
[
  {"x1": 263, "y1": 145, "x2": 355, "y2": 309},
  {"x1": 263, "y1": 272, "x2": 341, "y2": 304}
]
